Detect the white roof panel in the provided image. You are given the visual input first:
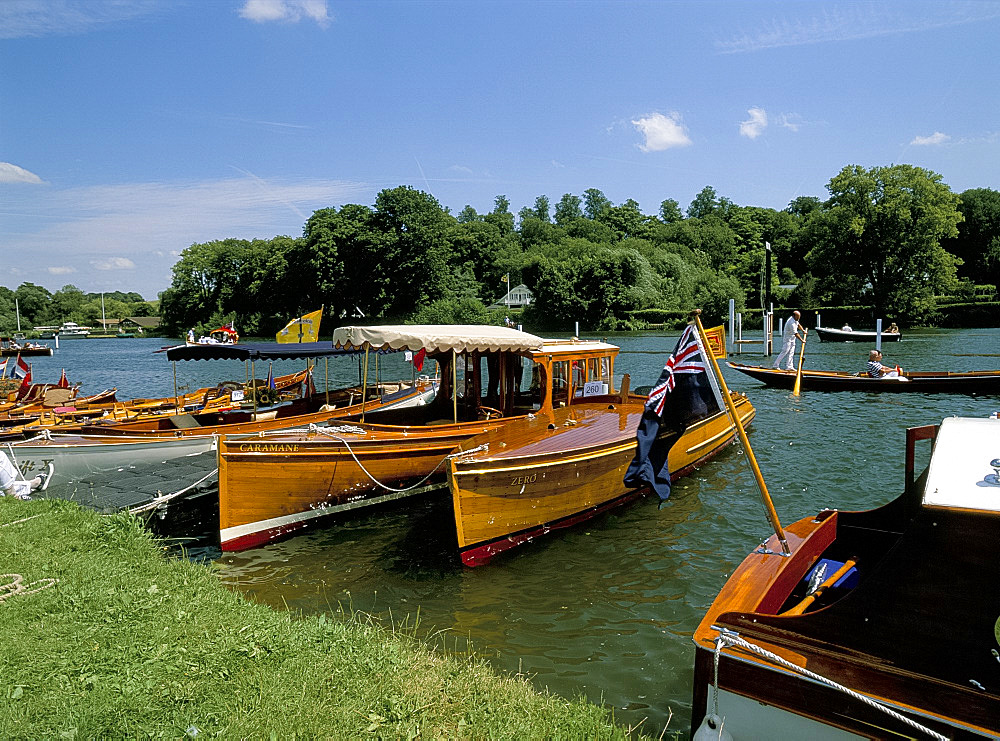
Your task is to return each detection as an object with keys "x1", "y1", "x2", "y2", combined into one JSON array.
[
  {"x1": 332, "y1": 324, "x2": 545, "y2": 354},
  {"x1": 923, "y1": 416, "x2": 1000, "y2": 513}
]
